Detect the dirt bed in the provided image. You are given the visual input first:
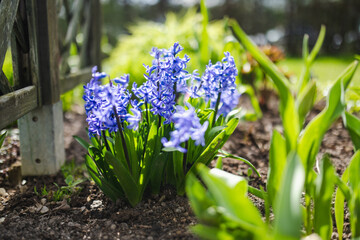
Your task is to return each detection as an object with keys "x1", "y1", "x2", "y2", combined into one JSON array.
[{"x1": 0, "y1": 94, "x2": 354, "y2": 239}]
